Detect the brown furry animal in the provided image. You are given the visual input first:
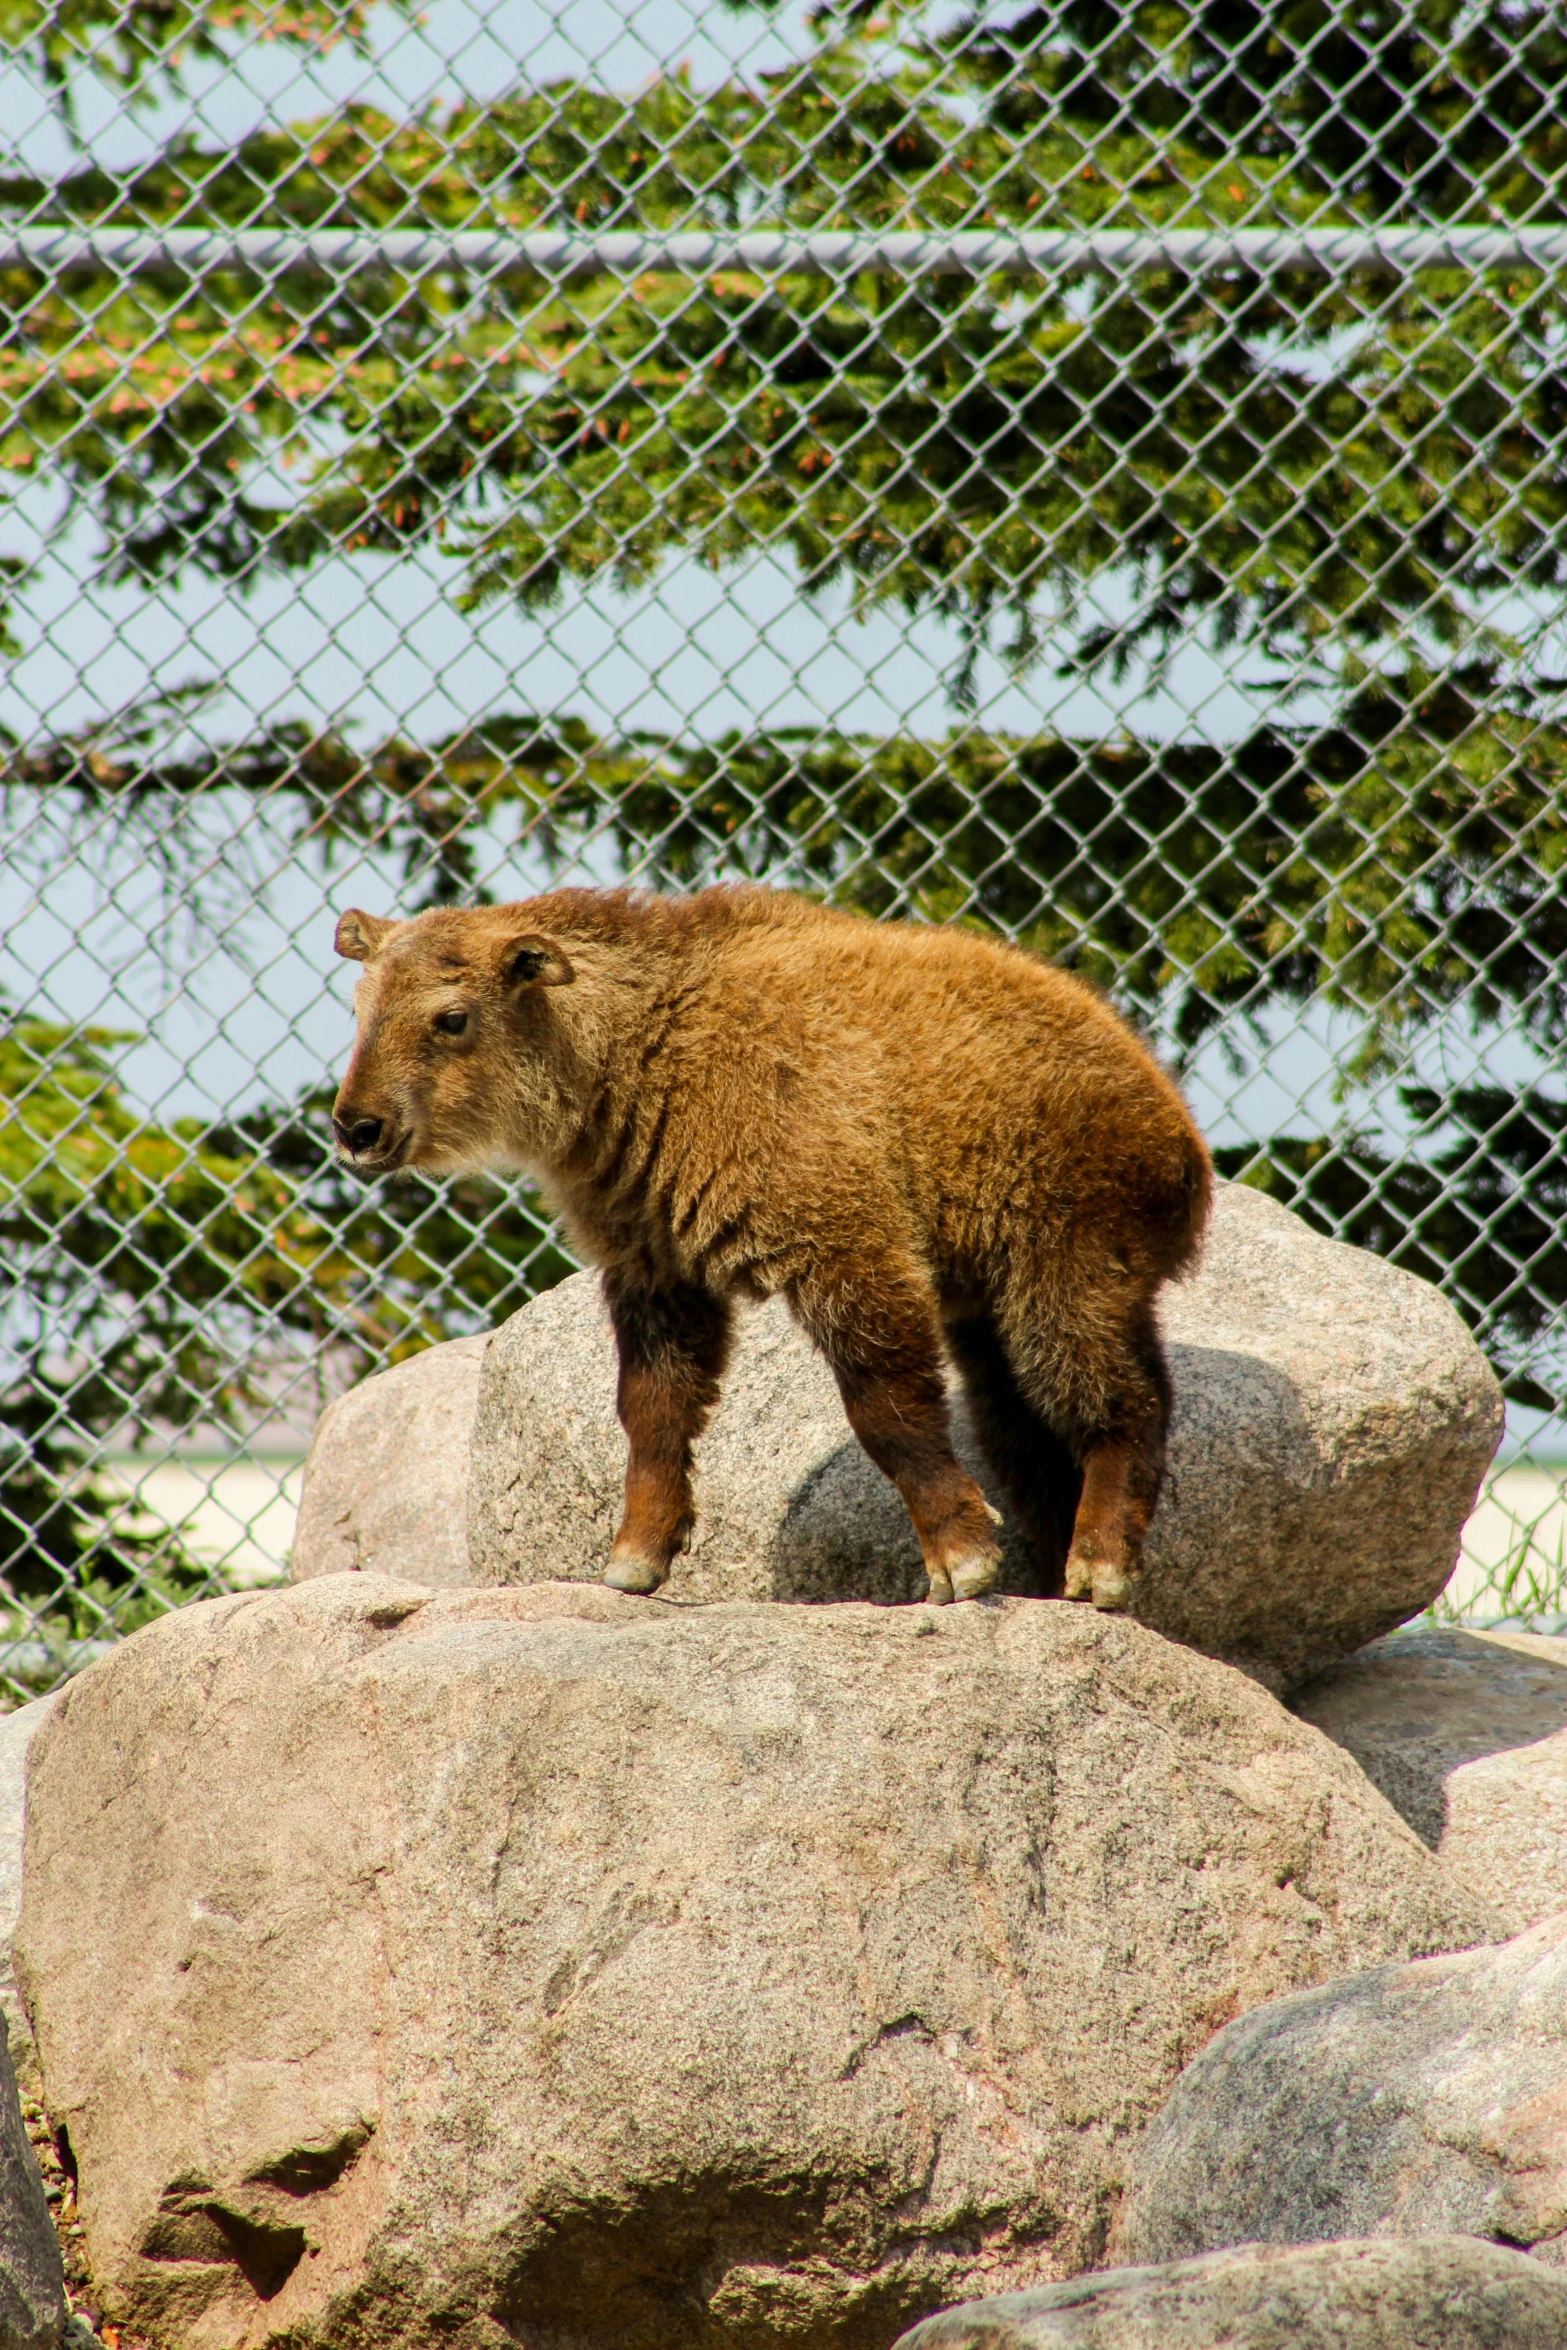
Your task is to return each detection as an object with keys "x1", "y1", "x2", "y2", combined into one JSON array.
[{"x1": 332, "y1": 887, "x2": 1210, "y2": 1608}]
